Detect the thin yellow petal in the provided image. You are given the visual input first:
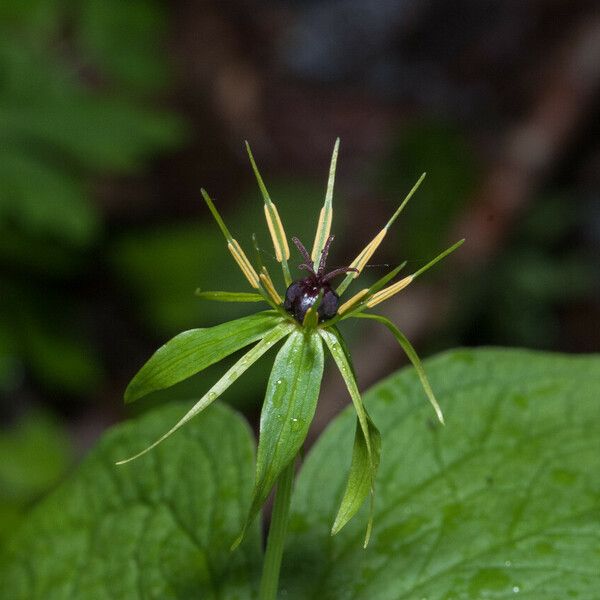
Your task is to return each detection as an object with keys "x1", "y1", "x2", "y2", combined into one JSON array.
[{"x1": 228, "y1": 240, "x2": 260, "y2": 288}]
